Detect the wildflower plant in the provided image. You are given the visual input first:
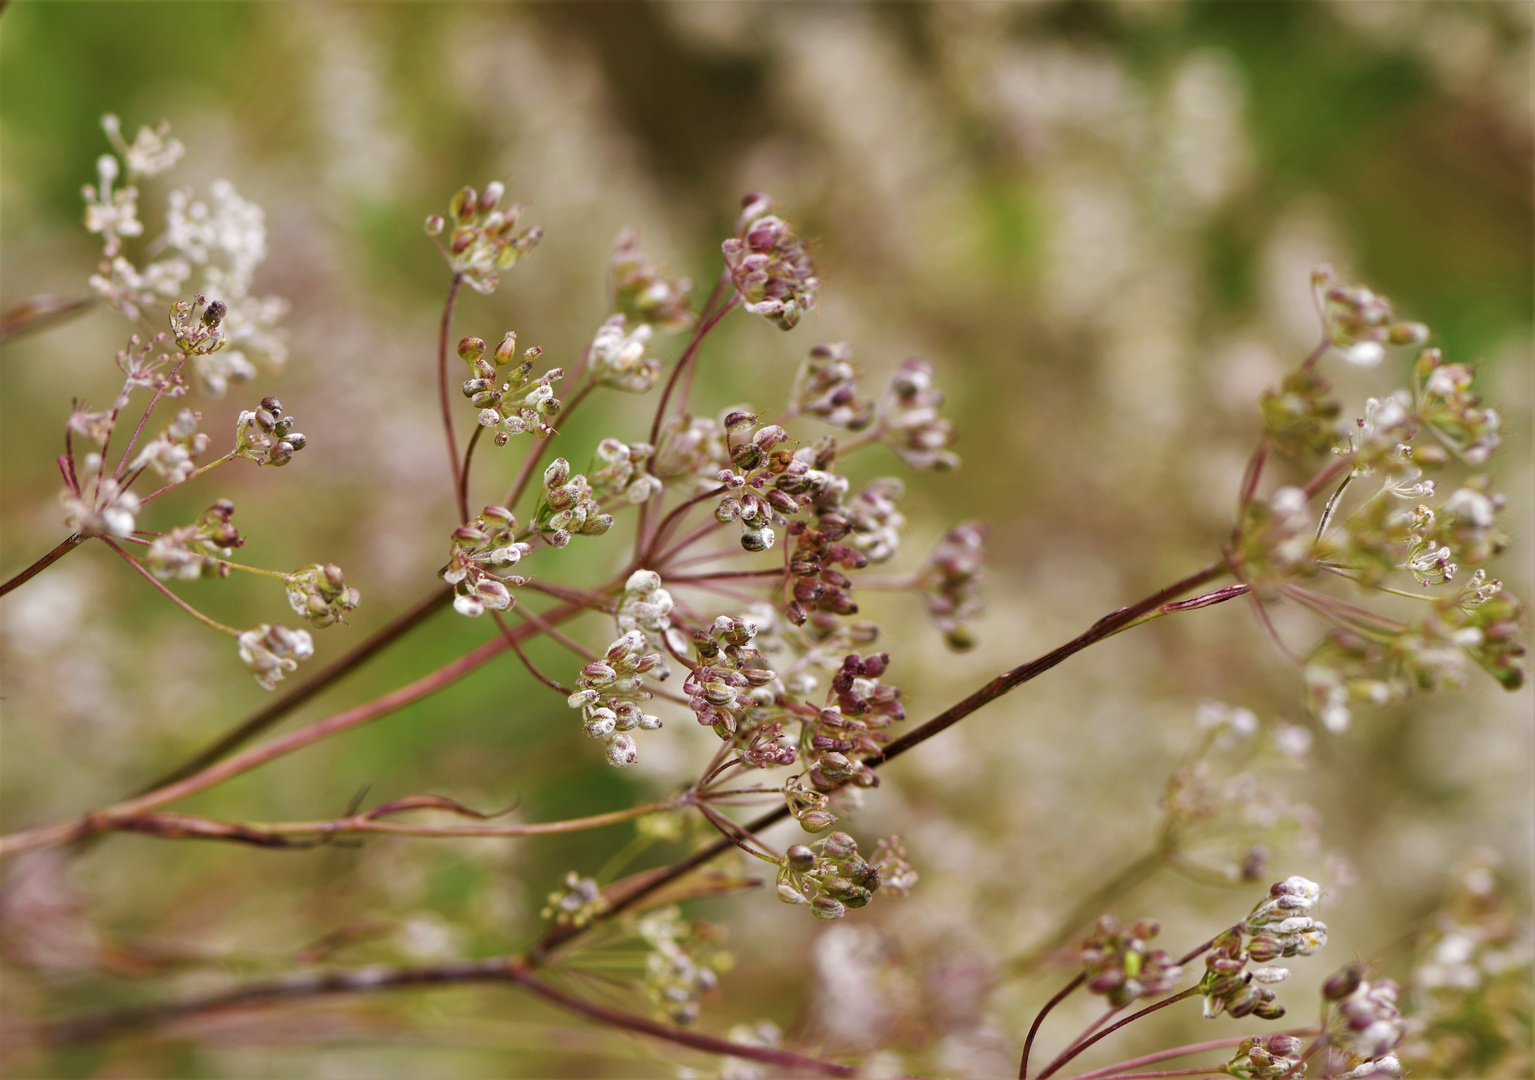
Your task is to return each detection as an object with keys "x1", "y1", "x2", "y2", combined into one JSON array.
[{"x1": 0, "y1": 112, "x2": 1526, "y2": 1080}]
